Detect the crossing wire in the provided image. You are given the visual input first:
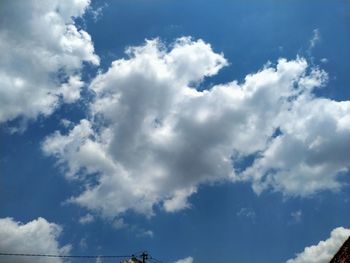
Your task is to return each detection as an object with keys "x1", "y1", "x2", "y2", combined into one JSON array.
[{"x1": 0, "y1": 252, "x2": 131, "y2": 259}]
